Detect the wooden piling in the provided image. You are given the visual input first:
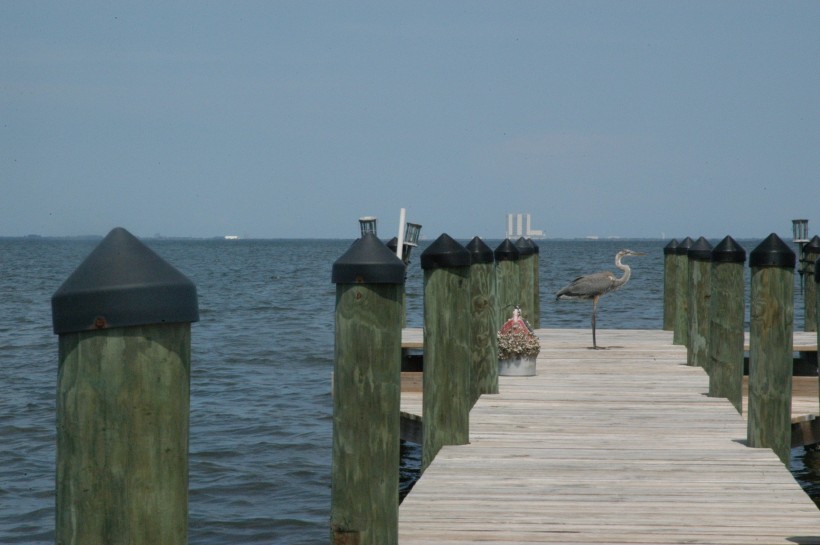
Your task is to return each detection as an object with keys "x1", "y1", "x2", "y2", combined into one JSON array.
[
  {"x1": 51, "y1": 227, "x2": 198, "y2": 545},
  {"x1": 466, "y1": 236, "x2": 498, "y2": 402},
  {"x1": 532, "y1": 241, "x2": 541, "y2": 329},
  {"x1": 494, "y1": 239, "x2": 520, "y2": 329},
  {"x1": 673, "y1": 237, "x2": 694, "y2": 345},
  {"x1": 747, "y1": 233, "x2": 795, "y2": 464},
  {"x1": 515, "y1": 237, "x2": 538, "y2": 328},
  {"x1": 663, "y1": 239, "x2": 678, "y2": 331},
  {"x1": 331, "y1": 233, "x2": 405, "y2": 545},
  {"x1": 815, "y1": 257, "x2": 820, "y2": 418},
  {"x1": 804, "y1": 236, "x2": 820, "y2": 332},
  {"x1": 421, "y1": 234, "x2": 472, "y2": 471},
  {"x1": 687, "y1": 237, "x2": 712, "y2": 368},
  {"x1": 707, "y1": 236, "x2": 746, "y2": 412}
]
